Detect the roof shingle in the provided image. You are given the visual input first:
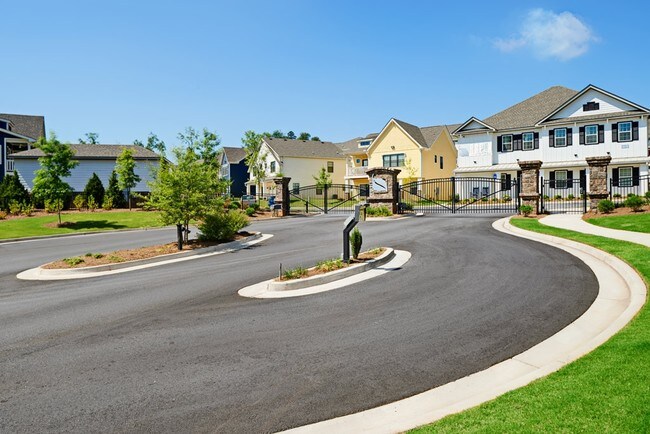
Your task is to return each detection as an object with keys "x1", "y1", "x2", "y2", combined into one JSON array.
[
  {"x1": 0, "y1": 113, "x2": 46, "y2": 140},
  {"x1": 12, "y1": 144, "x2": 160, "y2": 159},
  {"x1": 263, "y1": 137, "x2": 346, "y2": 159},
  {"x1": 221, "y1": 147, "x2": 247, "y2": 164}
]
